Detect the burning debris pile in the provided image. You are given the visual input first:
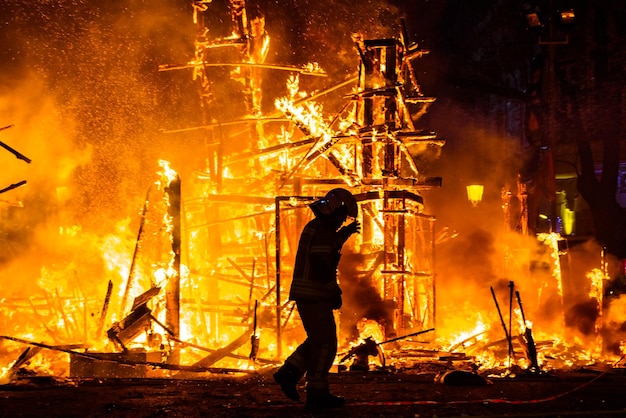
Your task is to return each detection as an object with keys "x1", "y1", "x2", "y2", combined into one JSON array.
[{"x1": 1, "y1": 0, "x2": 626, "y2": 385}]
